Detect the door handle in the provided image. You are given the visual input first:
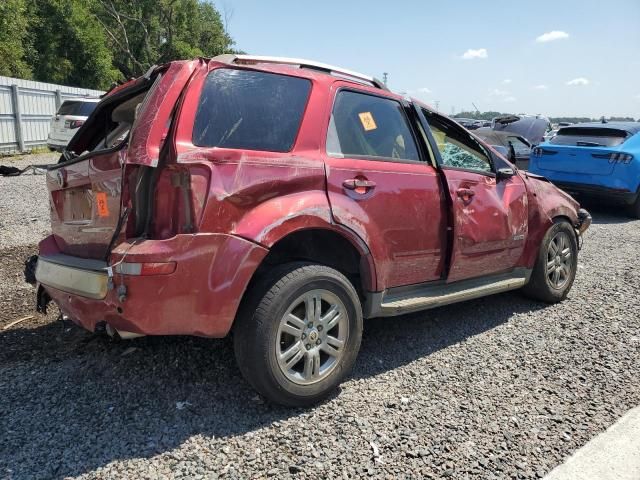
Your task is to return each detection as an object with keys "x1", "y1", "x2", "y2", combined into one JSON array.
[
  {"x1": 343, "y1": 178, "x2": 376, "y2": 192},
  {"x1": 456, "y1": 188, "x2": 475, "y2": 199}
]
